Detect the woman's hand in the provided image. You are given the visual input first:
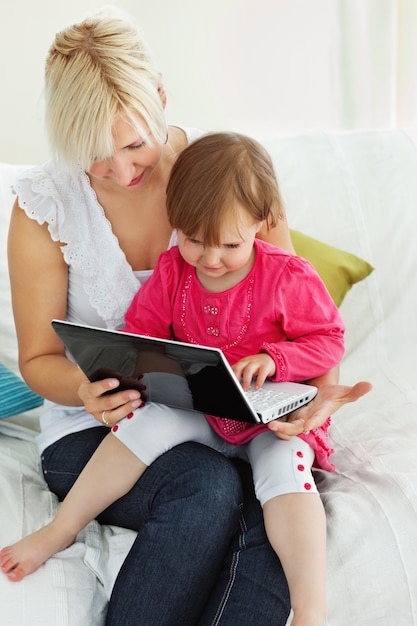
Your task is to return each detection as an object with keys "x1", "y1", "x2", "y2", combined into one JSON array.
[
  {"x1": 78, "y1": 377, "x2": 143, "y2": 428},
  {"x1": 268, "y1": 381, "x2": 372, "y2": 440}
]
